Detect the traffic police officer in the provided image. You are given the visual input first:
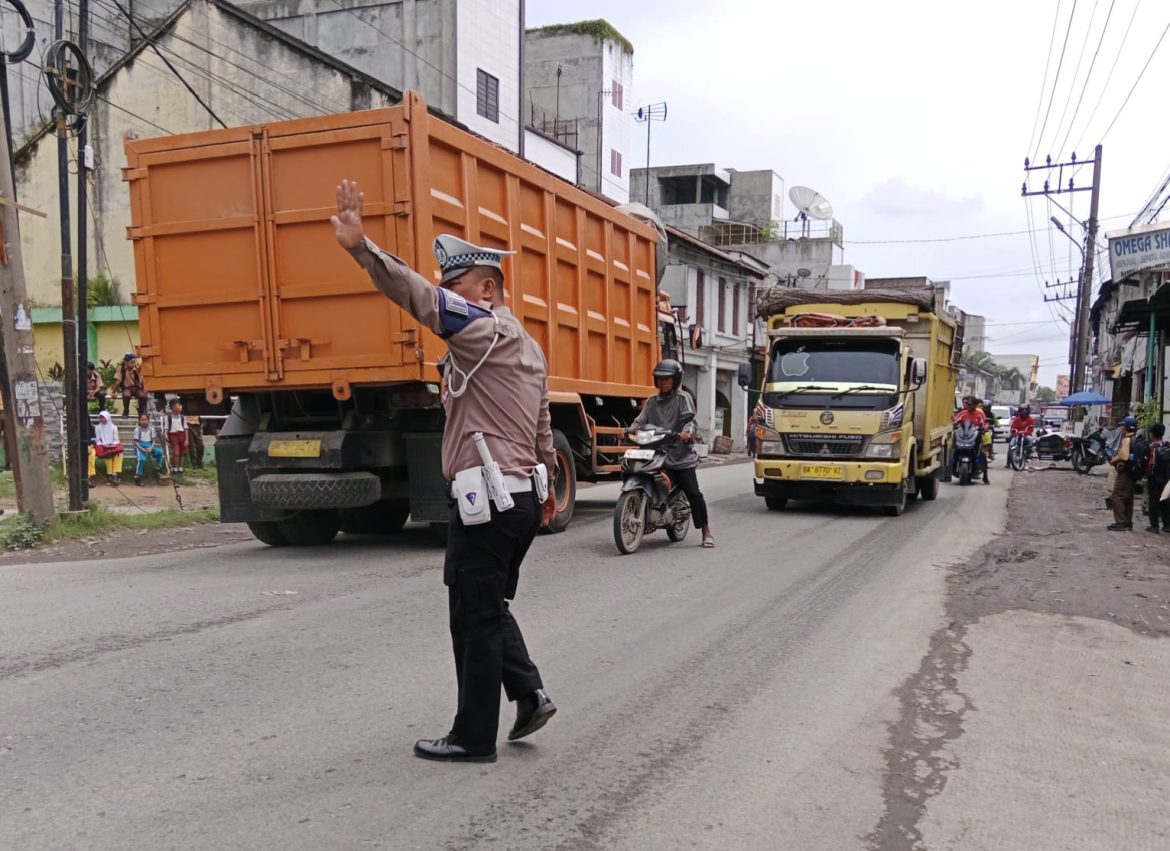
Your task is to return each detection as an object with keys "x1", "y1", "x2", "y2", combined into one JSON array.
[{"x1": 332, "y1": 179, "x2": 557, "y2": 763}]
